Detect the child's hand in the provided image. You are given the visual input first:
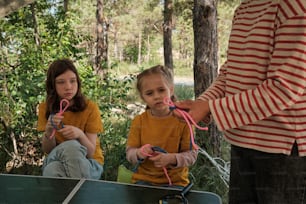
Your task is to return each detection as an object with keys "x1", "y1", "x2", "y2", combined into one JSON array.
[
  {"x1": 46, "y1": 114, "x2": 64, "y2": 129},
  {"x1": 137, "y1": 144, "x2": 154, "y2": 159},
  {"x1": 58, "y1": 125, "x2": 84, "y2": 140},
  {"x1": 46, "y1": 115, "x2": 64, "y2": 133},
  {"x1": 149, "y1": 153, "x2": 176, "y2": 168}
]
